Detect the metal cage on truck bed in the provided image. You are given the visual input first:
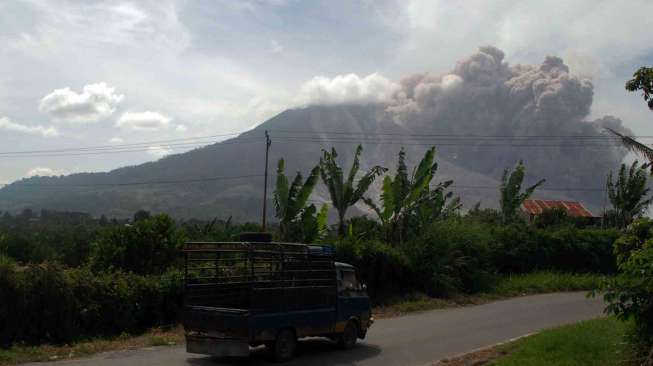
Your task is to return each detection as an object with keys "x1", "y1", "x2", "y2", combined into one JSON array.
[{"x1": 182, "y1": 242, "x2": 337, "y2": 313}]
